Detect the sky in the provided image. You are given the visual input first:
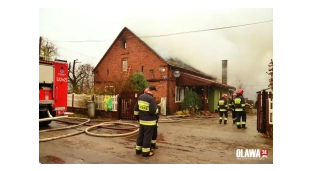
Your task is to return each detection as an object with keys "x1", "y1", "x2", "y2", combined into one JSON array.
[{"x1": 39, "y1": 8, "x2": 273, "y2": 101}]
